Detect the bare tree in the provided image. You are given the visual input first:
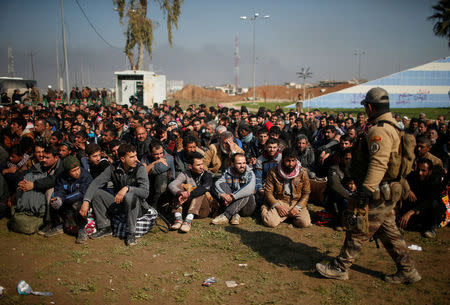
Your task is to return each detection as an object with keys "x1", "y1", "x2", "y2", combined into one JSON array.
[
  {"x1": 297, "y1": 67, "x2": 313, "y2": 101},
  {"x1": 114, "y1": 0, "x2": 183, "y2": 70},
  {"x1": 428, "y1": 0, "x2": 450, "y2": 47}
]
